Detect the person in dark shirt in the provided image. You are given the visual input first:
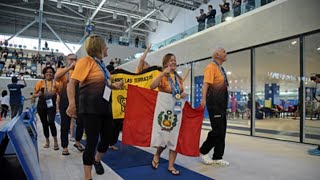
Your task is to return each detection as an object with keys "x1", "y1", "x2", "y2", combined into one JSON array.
[
  {"x1": 7, "y1": 76, "x2": 27, "y2": 118},
  {"x1": 206, "y1": 5, "x2": 216, "y2": 28},
  {"x1": 135, "y1": 36, "x2": 139, "y2": 48},
  {"x1": 108, "y1": 32, "x2": 113, "y2": 44},
  {"x1": 106, "y1": 61, "x2": 115, "y2": 72},
  {"x1": 196, "y1": 9, "x2": 207, "y2": 31},
  {"x1": 232, "y1": 0, "x2": 242, "y2": 17},
  {"x1": 219, "y1": 0, "x2": 230, "y2": 22}
]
